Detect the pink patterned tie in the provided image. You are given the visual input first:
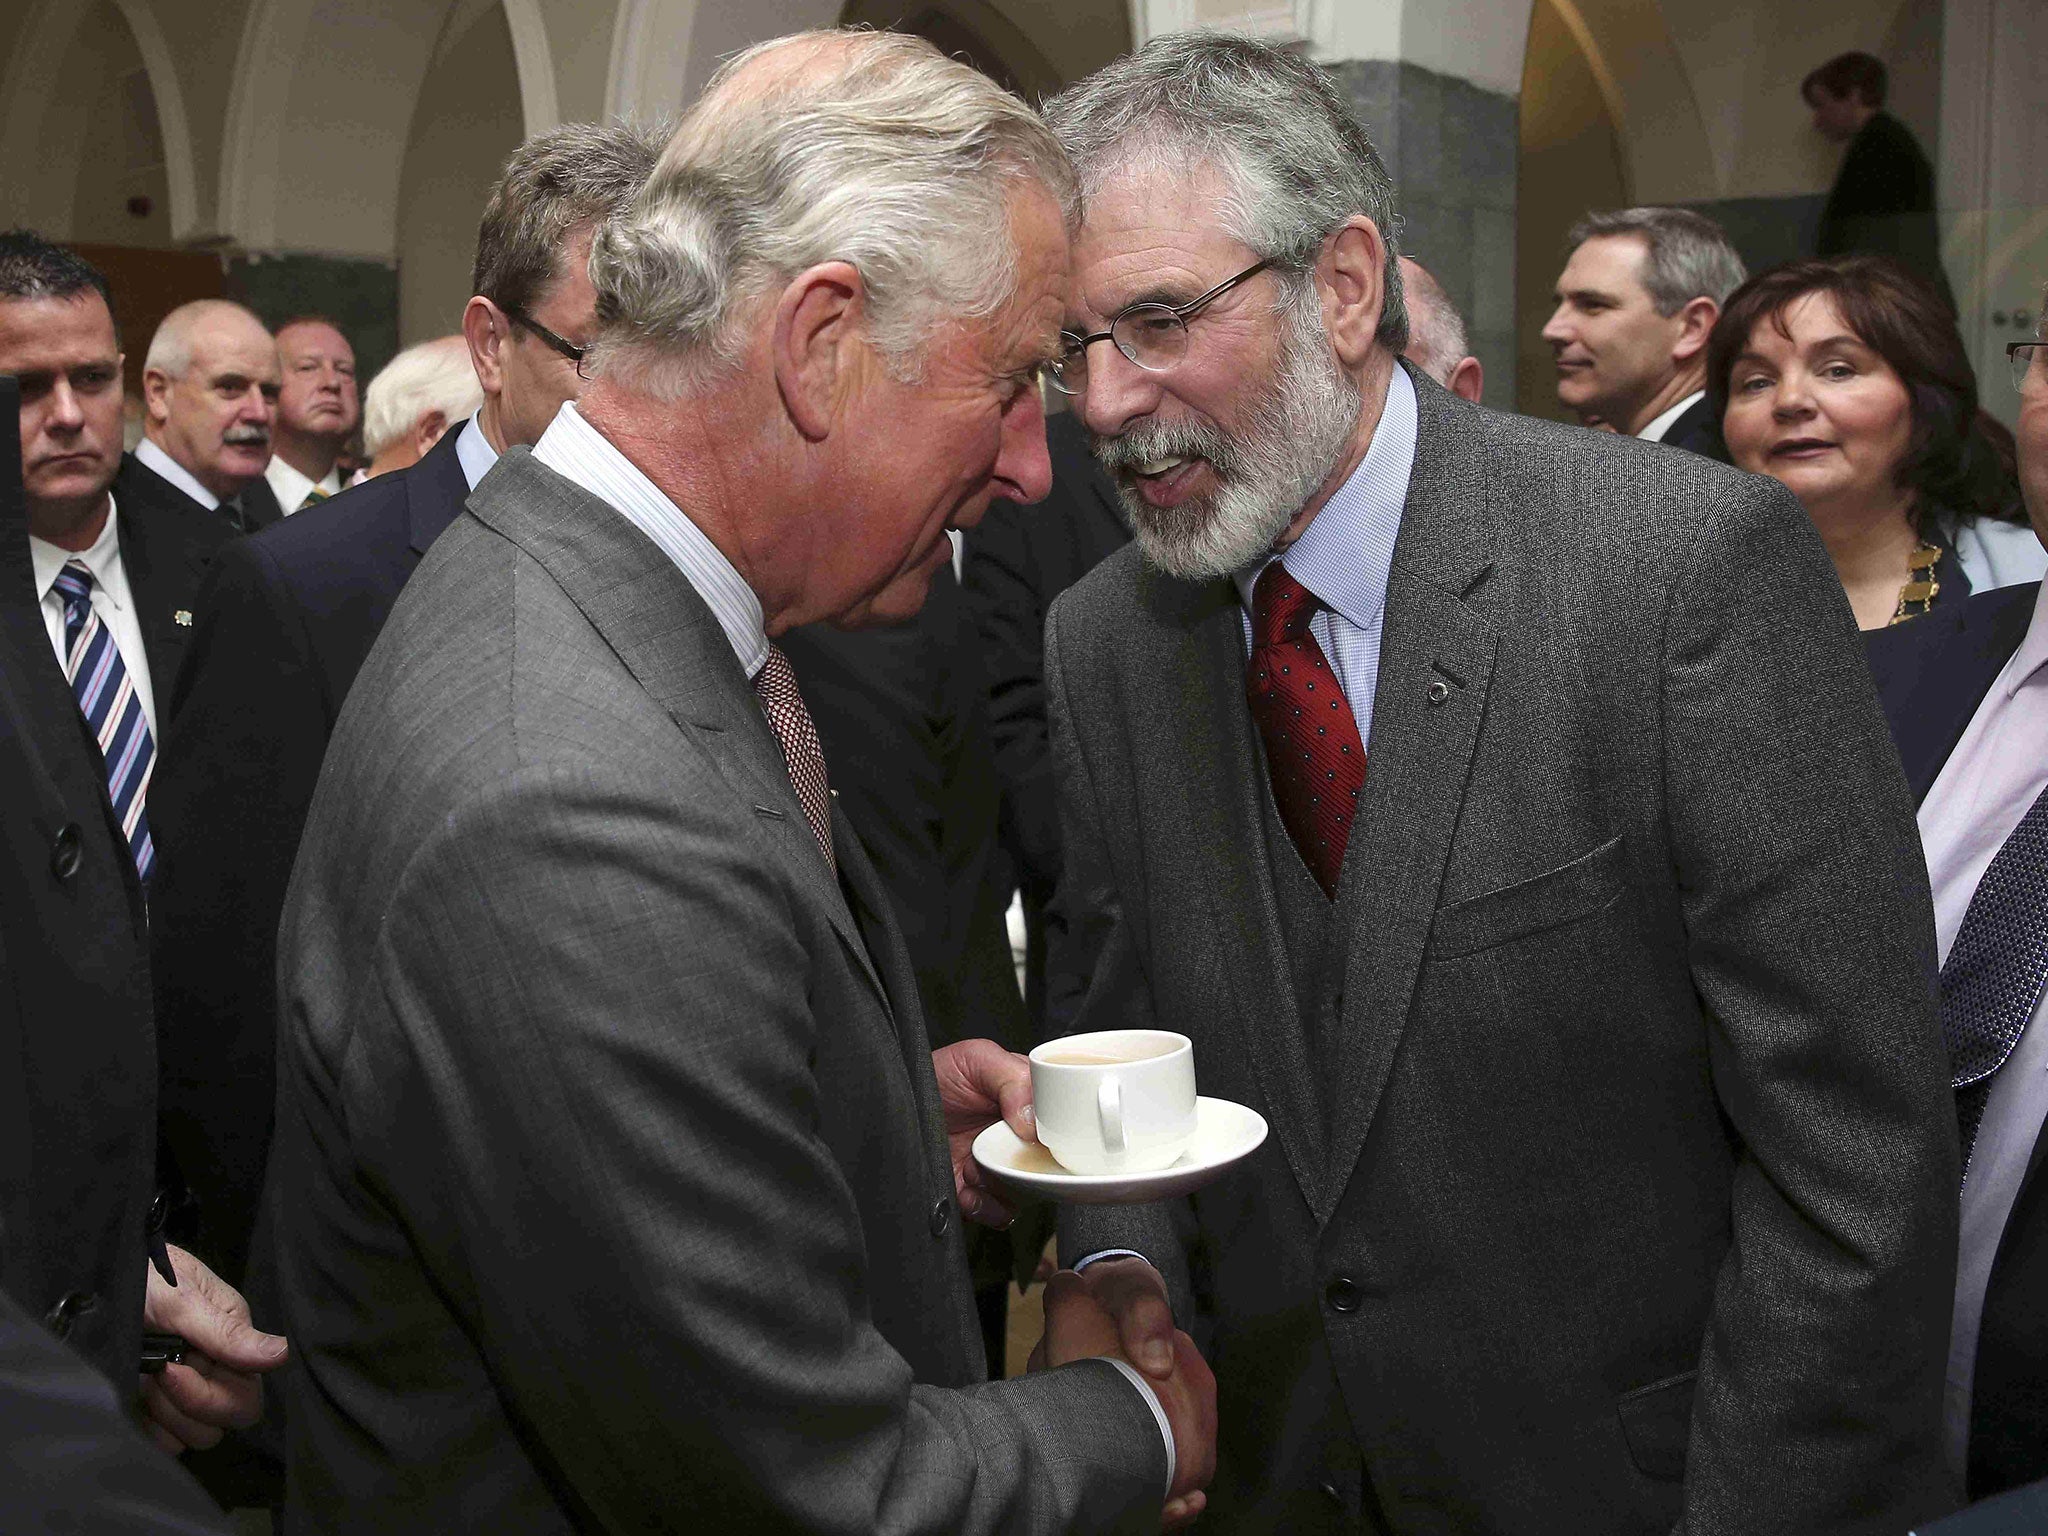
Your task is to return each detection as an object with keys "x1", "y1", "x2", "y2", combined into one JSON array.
[{"x1": 751, "y1": 643, "x2": 836, "y2": 874}]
